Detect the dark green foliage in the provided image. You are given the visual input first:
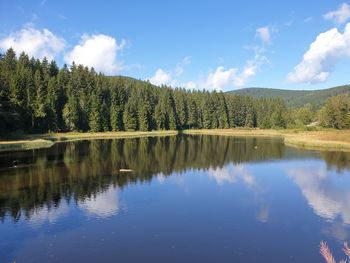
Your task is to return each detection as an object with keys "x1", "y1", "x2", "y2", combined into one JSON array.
[
  {"x1": 63, "y1": 95, "x2": 81, "y2": 131},
  {"x1": 188, "y1": 99, "x2": 199, "y2": 129},
  {"x1": 0, "y1": 49, "x2": 348, "y2": 136},
  {"x1": 110, "y1": 79, "x2": 126, "y2": 131},
  {"x1": 123, "y1": 91, "x2": 138, "y2": 131},
  {"x1": 89, "y1": 93, "x2": 102, "y2": 132},
  {"x1": 138, "y1": 84, "x2": 155, "y2": 131},
  {"x1": 123, "y1": 101, "x2": 138, "y2": 131}
]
